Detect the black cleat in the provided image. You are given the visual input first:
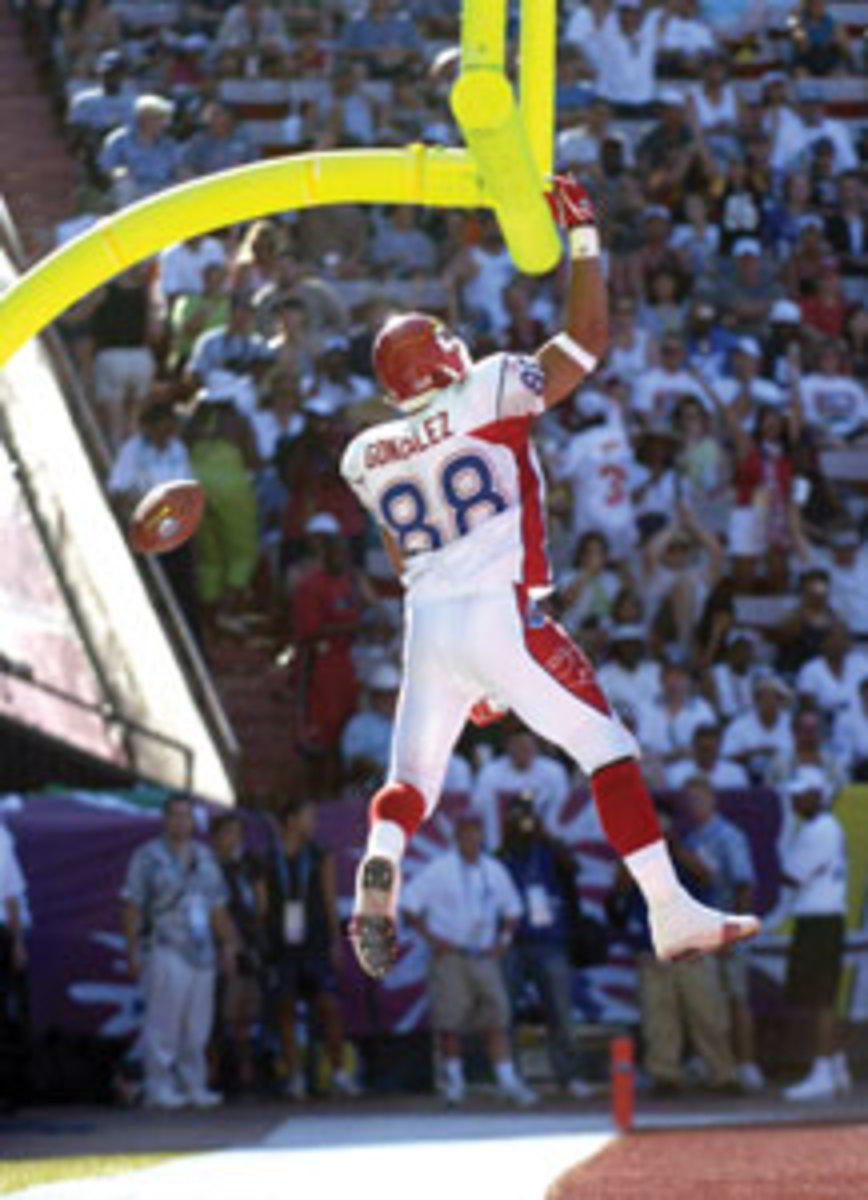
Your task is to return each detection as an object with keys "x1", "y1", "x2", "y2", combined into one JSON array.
[{"x1": 350, "y1": 855, "x2": 401, "y2": 979}]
